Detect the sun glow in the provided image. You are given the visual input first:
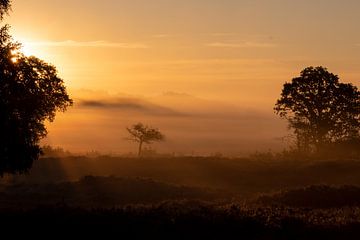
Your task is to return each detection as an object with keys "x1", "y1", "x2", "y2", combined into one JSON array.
[
  {"x1": 16, "y1": 40, "x2": 53, "y2": 62},
  {"x1": 10, "y1": 42, "x2": 37, "y2": 62},
  {"x1": 21, "y1": 42, "x2": 36, "y2": 56}
]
